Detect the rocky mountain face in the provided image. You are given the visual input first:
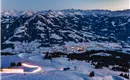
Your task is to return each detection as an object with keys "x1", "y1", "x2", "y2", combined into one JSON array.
[{"x1": 1, "y1": 9, "x2": 130, "y2": 50}]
